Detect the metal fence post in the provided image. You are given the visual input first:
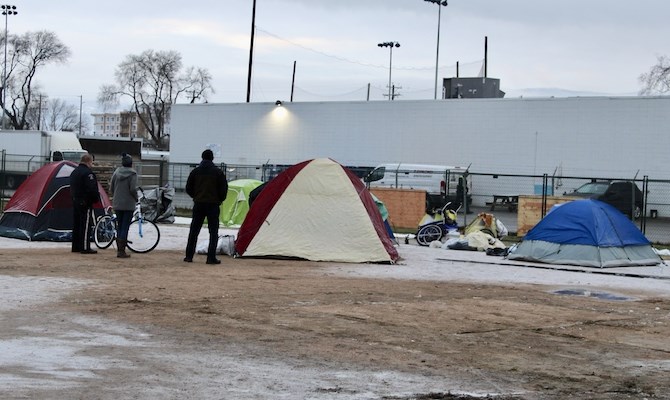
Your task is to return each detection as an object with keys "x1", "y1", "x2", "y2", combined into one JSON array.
[
  {"x1": 641, "y1": 176, "x2": 648, "y2": 233},
  {"x1": 461, "y1": 173, "x2": 469, "y2": 228},
  {"x1": 541, "y1": 173, "x2": 548, "y2": 218},
  {"x1": 158, "y1": 159, "x2": 165, "y2": 187},
  {"x1": 0, "y1": 149, "x2": 5, "y2": 212}
]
